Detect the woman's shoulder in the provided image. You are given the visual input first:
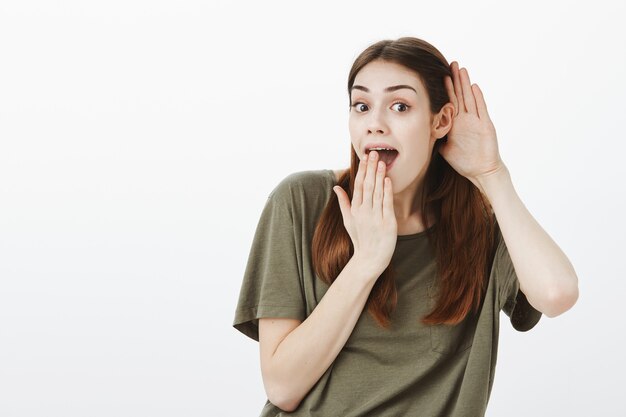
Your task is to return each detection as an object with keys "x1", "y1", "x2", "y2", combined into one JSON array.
[{"x1": 268, "y1": 169, "x2": 338, "y2": 201}]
